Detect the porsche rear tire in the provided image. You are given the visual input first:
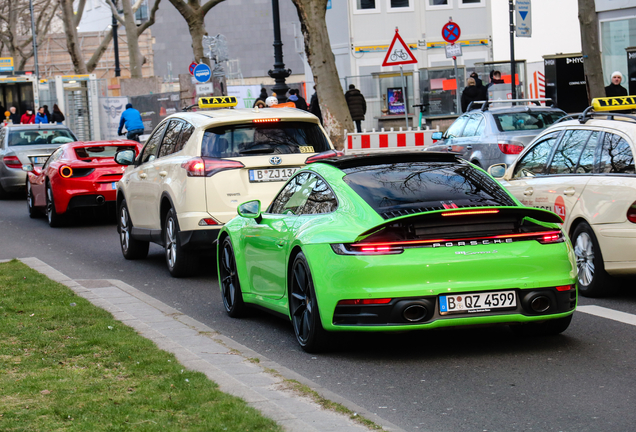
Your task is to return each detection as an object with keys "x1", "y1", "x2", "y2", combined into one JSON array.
[
  {"x1": 118, "y1": 199, "x2": 149, "y2": 260},
  {"x1": 45, "y1": 183, "x2": 64, "y2": 227},
  {"x1": 289, "y1": 252, "x2": 328, "y2": 353},
  {"x1": 164, "y1": 208, "x2": 197, "y2": 277},
  {"x1": 219, "y1": 236, "x2": 247, "y2": 318}
]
